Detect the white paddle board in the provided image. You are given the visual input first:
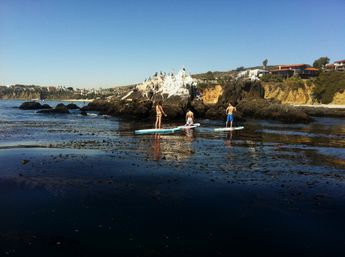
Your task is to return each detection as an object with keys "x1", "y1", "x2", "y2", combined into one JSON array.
[
  {"x1": 134, "y1": 127, "x2": 181, "y2": 135},
  {"x1": 214, "y1": 126, "x2": 244, "y2": 132},
  {"x1": 177, "y1": 123, "x2": 201, "y2": 129}
]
